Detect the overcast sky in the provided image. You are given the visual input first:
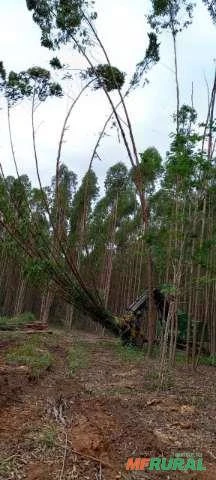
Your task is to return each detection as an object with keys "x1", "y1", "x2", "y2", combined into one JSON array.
[{"x1": 0, "y1": 0, "x2": 215, "y2": 190}]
